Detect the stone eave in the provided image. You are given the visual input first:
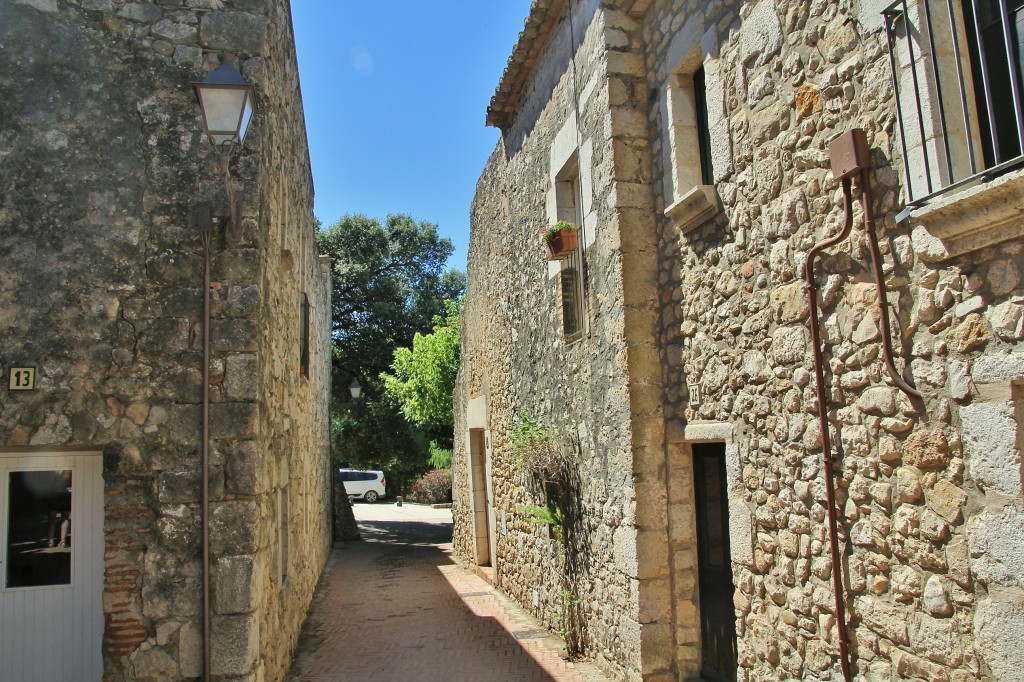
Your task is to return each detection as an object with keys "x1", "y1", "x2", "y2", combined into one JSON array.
[{"x1": 485, "y1": 0, "x2": 650, "y2": 130}]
